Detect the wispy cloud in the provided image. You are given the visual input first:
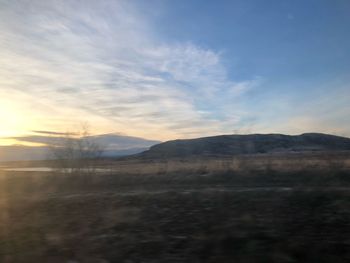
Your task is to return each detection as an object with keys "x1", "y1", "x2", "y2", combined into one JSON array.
[
  {"x1": 0, "y1": 0, "x2": 258, "y2": 140},
  {"x1": 8, "y1": 133, "x2": 160, "y2": 150},
  {"x1": 32, "y1": 130, "x2": 76, "y2": 136}
]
